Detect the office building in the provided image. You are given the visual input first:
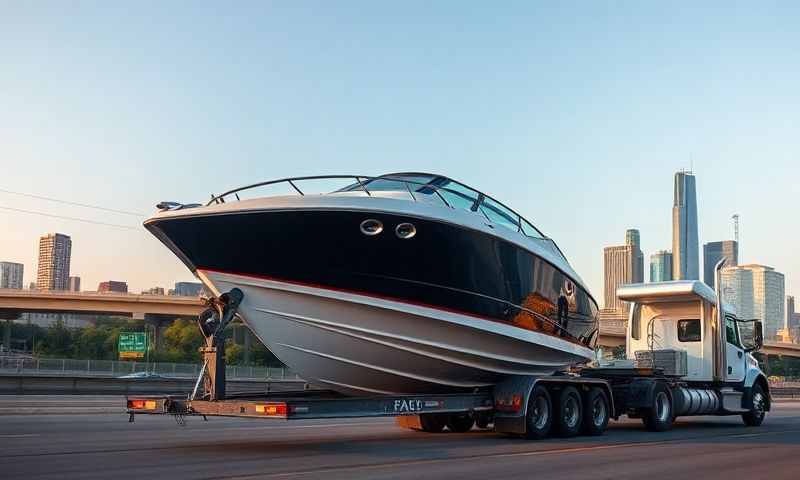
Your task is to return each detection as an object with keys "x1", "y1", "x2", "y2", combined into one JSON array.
[
  {"x1": 720, "y1": 264, "x2": 785, "y2": 339},
  {"x1": 788, "y1": 296, "x2": 795, "y2": 329},
  {"x1": 0, "y1": 262, "x2": 24, "y2": 289},
  {"x1": 36, "y1": 233, "x2": 72, "y2": 290},
  {"x1": 672, "y1": 171, "x2": 699, "y2": 280},
  {"x1": 98, "y1": 281, "x2": 128, "y2": 293},
  {"x1": 143, "y1": 286, "x2": 165, "y2": 295},
  {"x1": 650, "y1": 250, "x2": 673, "y2": 282},
  {"x1": 172, "y1": 282, "x2": 205, "y2": 297},
  {"x1": 603, "y1": 230, "x2": 644, "y2": 312},
  {"x1": 703, "y1": 240, "x2": 738, "y2": 288},
  {"x1": 68, "y1": 276, "x2": 81, "y2": 292}
]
